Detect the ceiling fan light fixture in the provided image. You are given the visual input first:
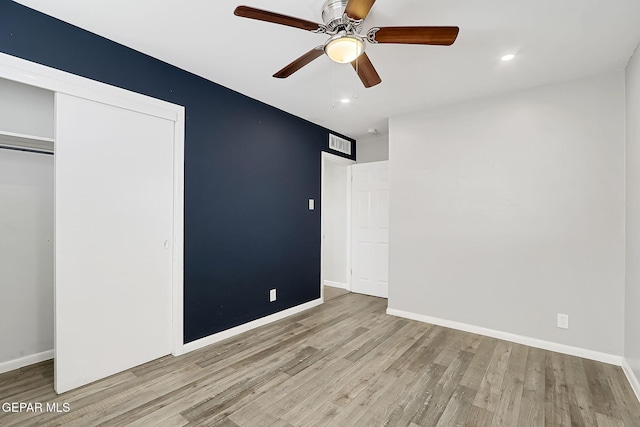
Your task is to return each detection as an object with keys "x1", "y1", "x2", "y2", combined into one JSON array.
[{"x1": 324, "y1": 34, "x2": 365, "y2": 64}]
